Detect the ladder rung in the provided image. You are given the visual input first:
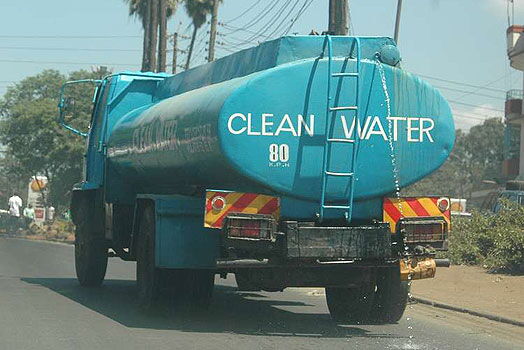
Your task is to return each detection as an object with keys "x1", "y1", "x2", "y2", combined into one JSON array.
[
  {"x1": 332, "y1": 72, "x2": 359, "y2": 77},
  {"x1": 327, "y1": 138, "x2": 355, "y2": 143},
  {"x1": 322, "y1": 205, "x2": 351, "y2": 209},
  {"x1": 330, "y1": 106, "x2": 357, "y2": 111},
  {"x1": 325, "y1": 171, "x2": 354, "y2": 177}
]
